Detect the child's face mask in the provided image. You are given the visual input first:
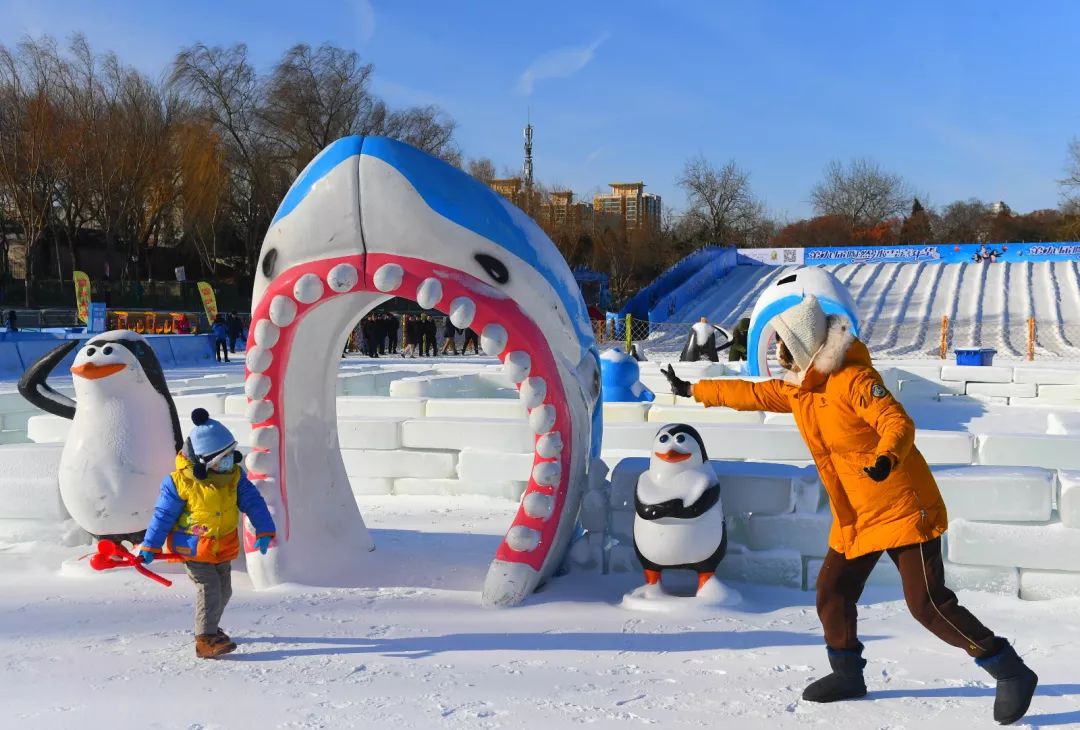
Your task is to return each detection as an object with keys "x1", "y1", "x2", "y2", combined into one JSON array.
[{"x1": 208, "y1": 452, "x2": 235, "y2": 473}]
